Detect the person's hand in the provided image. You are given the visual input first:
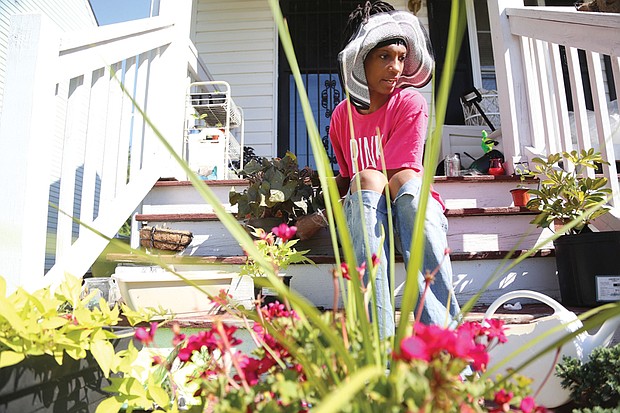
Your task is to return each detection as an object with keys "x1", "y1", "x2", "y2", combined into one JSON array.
[{"x1": 295, "y1": 211, "x2": 328, "y2": 241}]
